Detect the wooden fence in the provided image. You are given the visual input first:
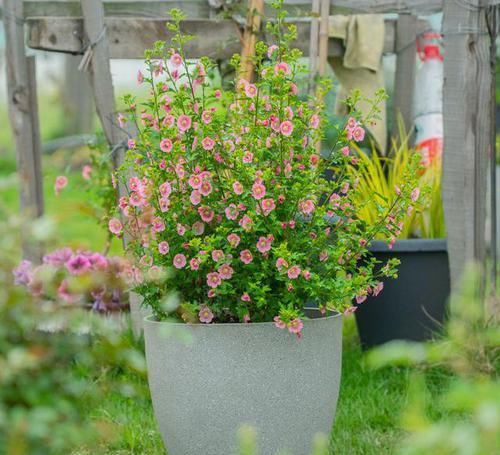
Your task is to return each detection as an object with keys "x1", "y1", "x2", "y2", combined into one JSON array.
[{"x1": 2, "y1": 0, "x2": 499, "y2": 310}]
